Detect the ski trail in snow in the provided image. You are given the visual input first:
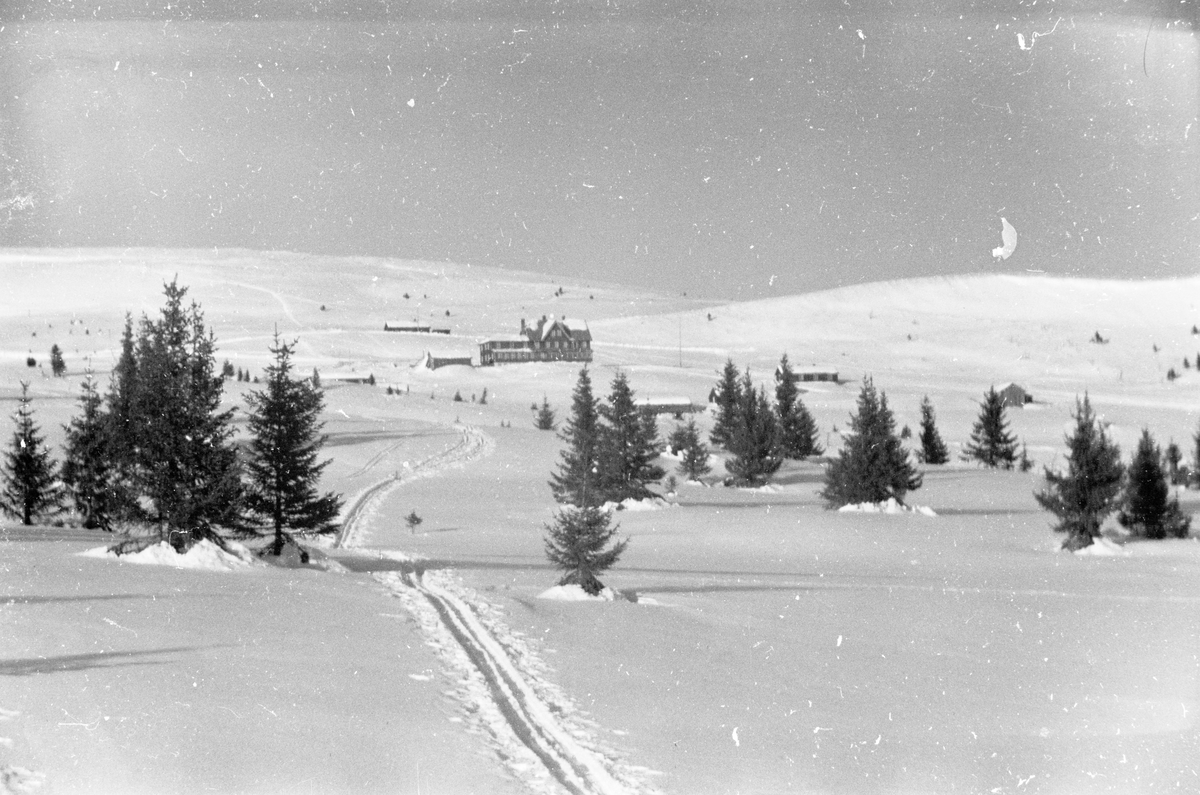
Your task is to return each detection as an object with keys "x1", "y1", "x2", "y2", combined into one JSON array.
[
  {"x1": 335, "y1": 423, "x2": 493, "y2": 549},
  {"x1": 338, "y1": 424, "x2": 655, "y2": 794}
]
